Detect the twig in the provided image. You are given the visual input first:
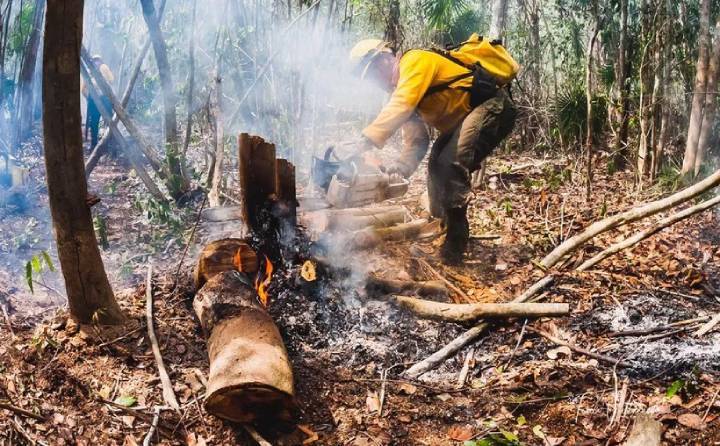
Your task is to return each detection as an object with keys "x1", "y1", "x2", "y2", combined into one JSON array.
[
  {"x1": 99, "y1": 399, "x2": 178, "y2": 440},
  {"x1": 174, "y1": 193, "x2": 208, "y2": 283},
  {"x1": 608, "y1": 316, "x2": 710, "y2": 337},
  {"x1": 694, "y1": 312, "x2": 720, "y2": 337},
  {"x1": 0, "y1": 401, "x2": 46, "y2": 421},
  {"x1": 143, "y1": 406, "x2": 162, "y2": 446},
  {"x1": 145, "y1": 266, "x2": 180, "y2": 411},
  {"x1": 456, "y1": 348, "x2": 475, "y2": 389},
  {"x1": 244, "y1": 425, "x2": 272, "y2": 446},
  {"x1": 416, "y1": 258, "x2": 470, "y2": 303},
  {"x1": 504, "y1": 319, "x2": 528, "y2": 370},
  {"x1": 9, "y1": 417, "x2": 37, "y2": 445},
  {"x1": 608, "y1": 378, "x2": 628, "y2": 429},
  {"x1": 702, "y1": 388, "x2": 720, "y2": 422},
  {"x1": 527, "y1": 327, "x2": 627, "y2": 367}
]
